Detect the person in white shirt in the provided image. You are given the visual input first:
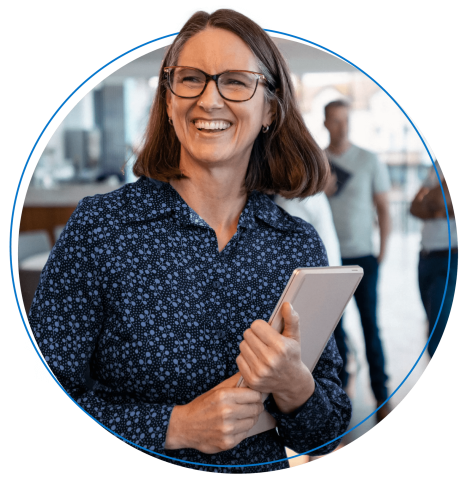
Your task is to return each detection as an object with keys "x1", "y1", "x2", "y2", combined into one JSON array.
[{"x1": 275, "y1": 193, "x2": 341, "y2": 267}]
